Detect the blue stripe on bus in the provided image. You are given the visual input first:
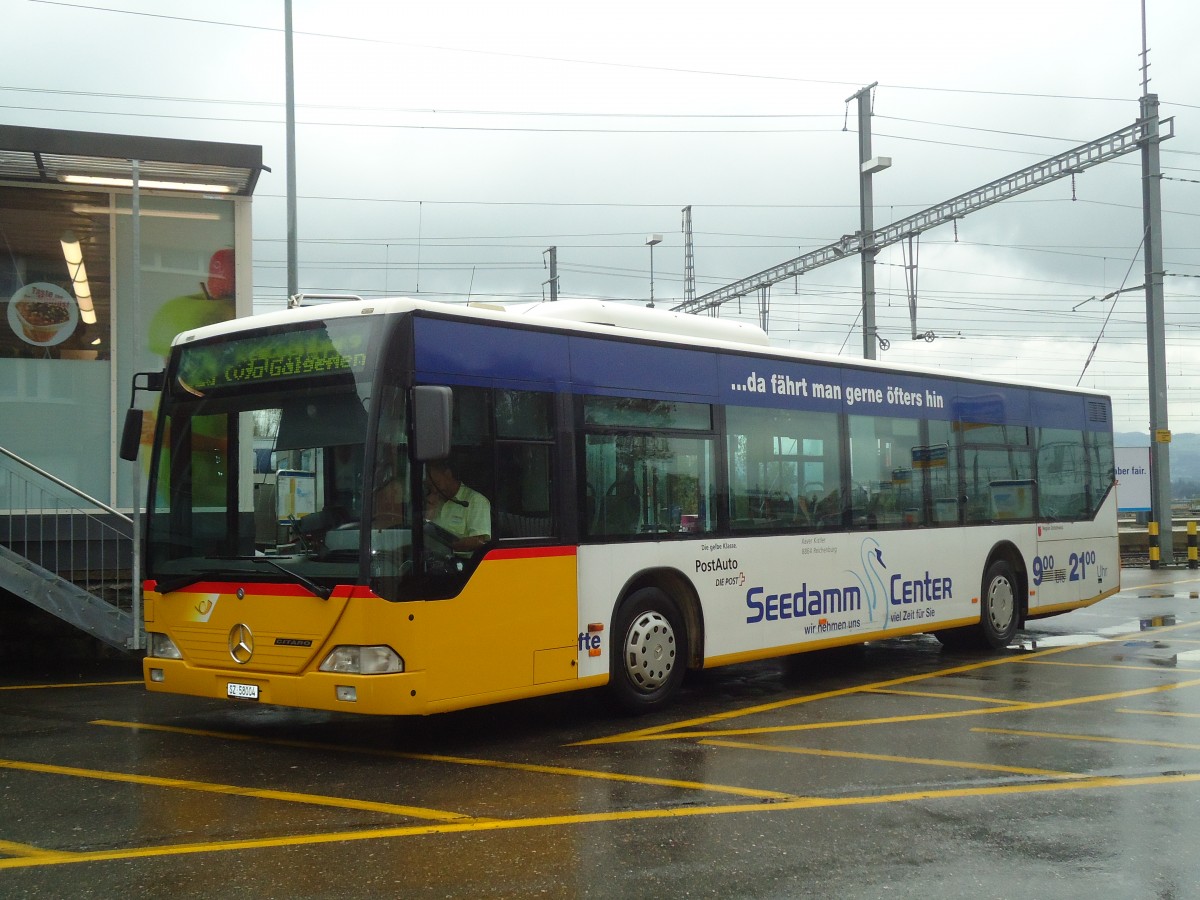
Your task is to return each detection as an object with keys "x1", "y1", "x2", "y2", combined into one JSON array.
[
  {"x1": 568, "y1": 335, "x2": 720, "y2": 398},
  {"x1": 414, "y1": 318, "x2": 720, "y2": 400},
  {"x1": 413, "y1": 317, "x2": 1106, "y2": 431},
  {"x1": 415, "y1": 318, "x2": 572, "y2": 383}
]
